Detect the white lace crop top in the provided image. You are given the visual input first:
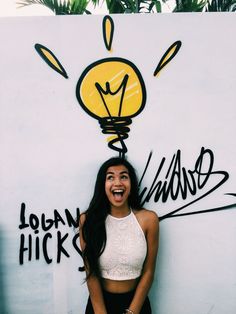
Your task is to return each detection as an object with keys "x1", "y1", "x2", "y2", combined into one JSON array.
[{"x1": 99, "y1": 211, "x2": 147, "y2": 280}]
